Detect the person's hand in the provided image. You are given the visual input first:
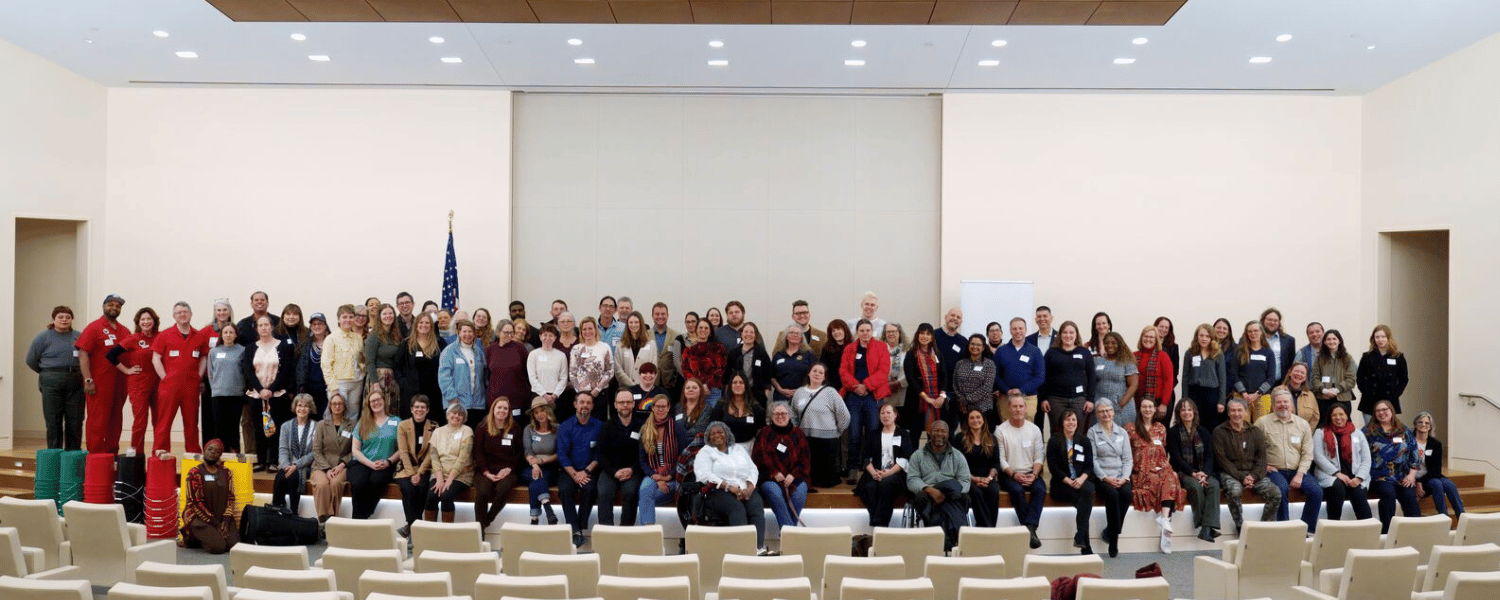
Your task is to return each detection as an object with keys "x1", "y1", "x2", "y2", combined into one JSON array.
[
  {"x1": 1336, "y1": 472, "x2": 1351, "y2": 485},
  {"x1": 1243, "y1": 475, "x2": 1255, "y2": 487},
  {"x1": 1402, "y1": 472, "x2": 1416, "y2": 488},
  {"x1": 410, "y1": 473, "x2": 421, "y2": 484},
  {"x1": 531, "y1": 466, "x2": 542, "y2": 480},
  {"x1": 575, "y1": 471, "x2": 591, "y2": 485},
  {"x1": 1218, "y1": 404, "x2": 1226, "y2": 413},
  {"x1": 854, "y1": 384, "x2": 868, "y2": 396},
  {"x1": 1266, "y1": 465, "x2": 1279, "y2": 473},
  {"x1": 499, "y1": 467, "x2": 512, "y2": 480},
  {"x1": 1291, "y1": 473, "x2": 1304, "y2": 488},
  {"x1": 84, "y1": 380, "x2": 96, "y2": 396},
  {"x1": 657, "y1": 479, "x2": 670, "y2": 494},
  {"x1": 615, "y1": 468, "x2": 632, "y2": 481},
  {"x1": 260, "y1": 389, "x2": 273, "y2": 400},
  {"x1": 1041, "y1": 400, "x2": 1051, "y2": 413},
  {"x1": 1084, "y1": 401, "x2": 1095, "y2": 413},
  {"x1": 925, "y1": 486, "x2": 944, "y2": 504},
  {"x1": 1416, "y1": 484, "x2": 1427, "y2": 498},
  {"x1": 1349, "y1": 477, "x2": 1362, "y2": 488},
  {"x1": 124, "y1": 365, "x2": 143, "y2": 376},
  {"x1": 487, "y1": 470, "x2": 502, "y2": 482}
]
